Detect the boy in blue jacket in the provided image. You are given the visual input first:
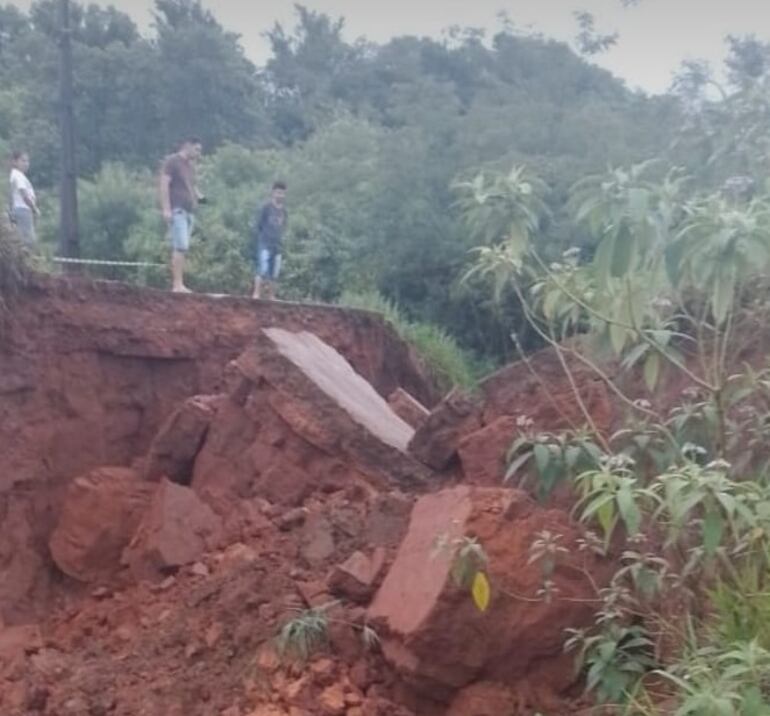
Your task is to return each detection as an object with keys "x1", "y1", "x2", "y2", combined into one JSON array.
[{"x1": 252, "y1": 181, "x2": 287, "y2": 300}]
